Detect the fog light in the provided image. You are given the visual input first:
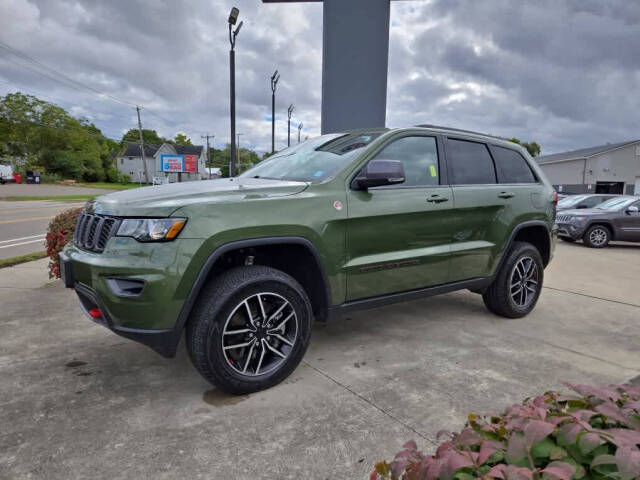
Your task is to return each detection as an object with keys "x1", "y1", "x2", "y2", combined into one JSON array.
[{"x1": 88, "y1": 308, "x2": 103, "y2": 319}]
